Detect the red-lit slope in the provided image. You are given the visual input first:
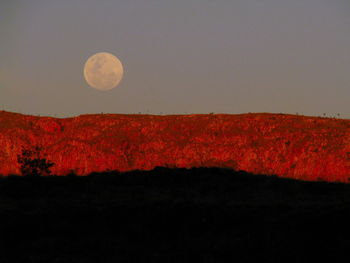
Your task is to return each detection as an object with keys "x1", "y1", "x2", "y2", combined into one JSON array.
[{"x1": 0, "y1": 111, "x2": 348, "y2": 182}]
